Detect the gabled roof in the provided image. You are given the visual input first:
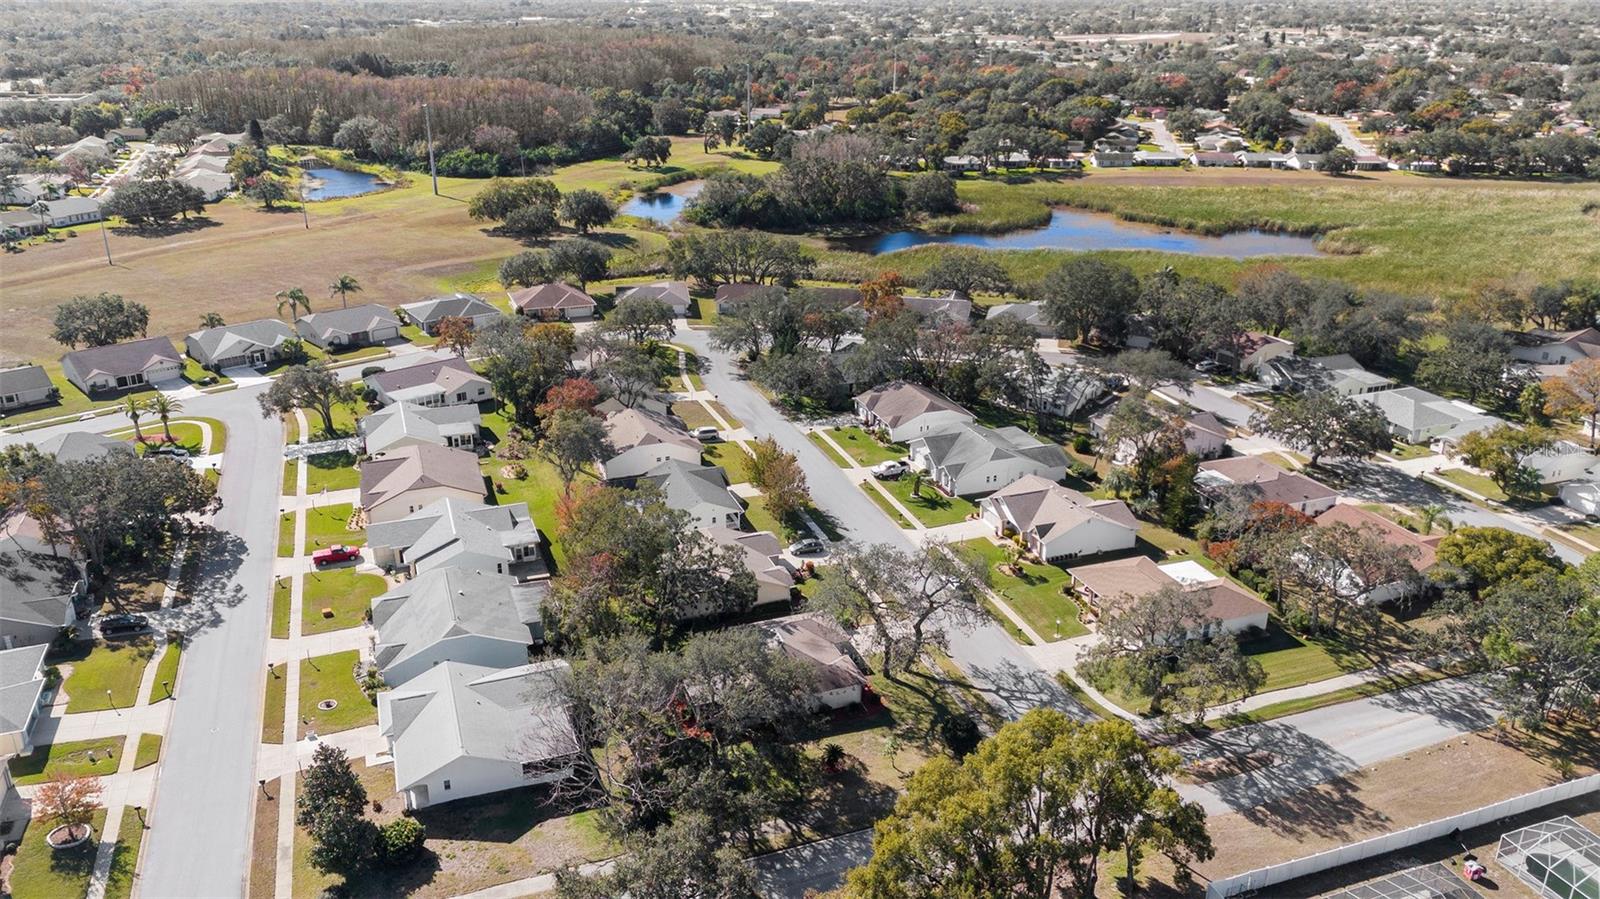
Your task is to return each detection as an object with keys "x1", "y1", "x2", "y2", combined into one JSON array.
[
  {"x1": 754, "y1": 613, "x2": 866, "y2": 693},
  {"x1": 0, "y1": 544, "x2": 79, "y2": 630},
  {"x1": 367, "y1": 497, "x2": 540, "y2": 570},
  {"x1": 703, "y1": 526, "x2": 793, "y2": 594},
  {"x1": 603, "y1": 407, "x2": 699, "y2": 456},
  {"x1": 855, "y1": 380, "x2": 971, "y2": 428},
  {"x1": 641, "y1": 460, "x2": 740, "y2": 515},
  {"x1": 915, "y1": 423, "x2": 1069, "y2": 478},
  {"x1": 361, "y1": 402, "x2": 481, "y2": 455},
  {"x1": 0, "y1": 643, "x2": 47, "y2": 742},
  {"x1": 714, "y1": 283, "x2": 768, "y2": 305},
  {"x1": 1197, "y1": 456, "x2": 1338, "y2": 506},
  {"x1": 984, "y1": 473, "x2": 1139, "y2": 537},
  {"x1": 60, "y1": 336, "x2": 181, "y2": 381},
  {"x1": 617, "y1": 281, "x2": 691, "y2": 306},
  {"x1": 508, "y1": 283, "x2": 594, "y2": 313},
  {"x1": 296, "y1": 304, "x2": 401, "y2": 341},
  {"x1": 400, "y1": 293, "x2": 499, "y2": 325},
  {"x1": 1185, "y1": 411, "x2": 1228, "y2": 440},
  {"x1": 186, "y1": 319, "x2": 297, "y2": 361},
  {"x1": 366, "y1": 357, "x2": 489, "y2": 399},
  {"x1": 1067, "y1": 556, "x2": 1270, "y2": 623},
  {"x1": 371, "y1": 568, "x2": 539, "y2": 673},
  {"x1": 1315, "y1": 504, "x2": 1440, "y2": 571},
  {"x1": 34, "y1": 431, "x2": 135, "y2": 463},
  {"x1": 360, "y1": 445, "x2": 485, "y2": 511},
  {"x1": 379, "y1": 659, "x2": 575, "y2": 790},
  {"x1": 0, "y1": 364, "x2": 52, "y2": 395}
]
